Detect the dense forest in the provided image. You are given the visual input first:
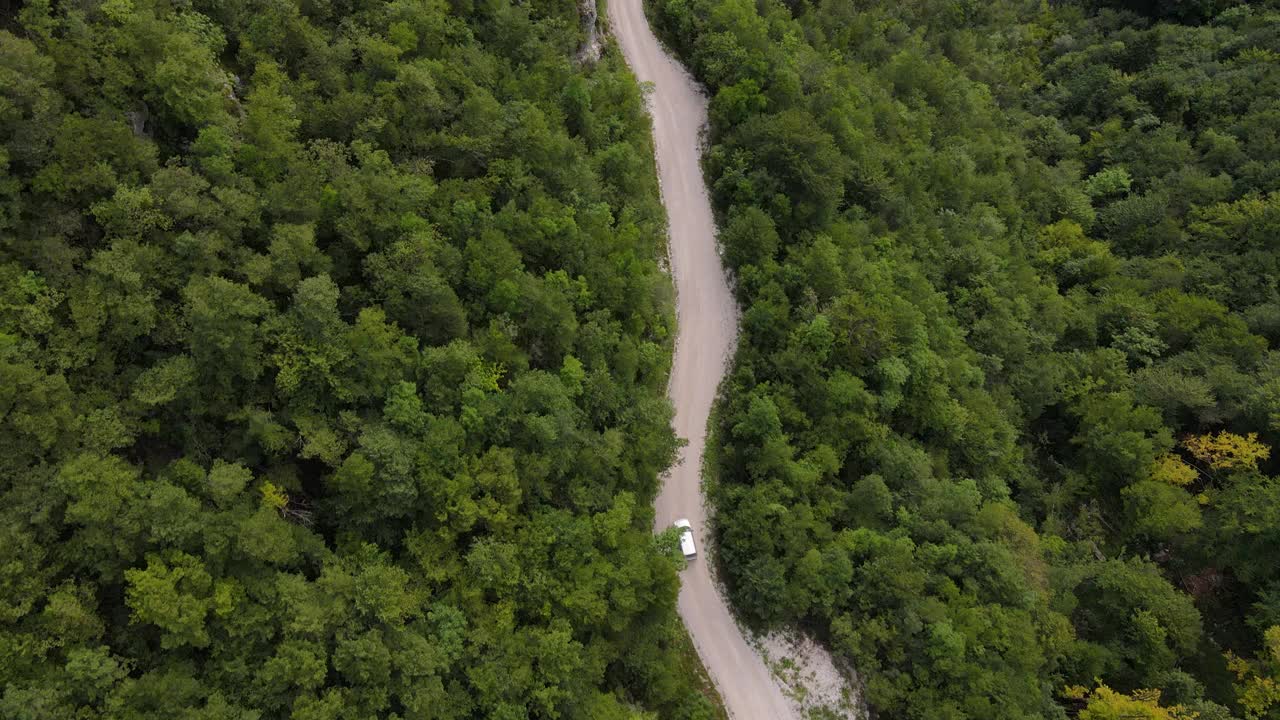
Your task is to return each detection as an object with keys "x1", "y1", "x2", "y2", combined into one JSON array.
[
  {"x1": 648, "y1": 0, "x2": 1280, "y2": 717},
  {"x1": 0, "y1": 0, "x2": 721, "y2": 718}
]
